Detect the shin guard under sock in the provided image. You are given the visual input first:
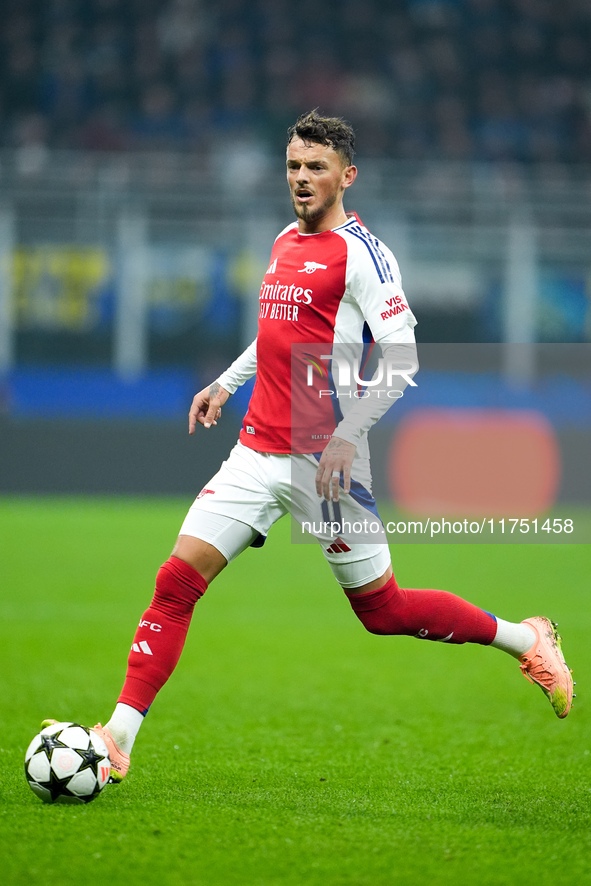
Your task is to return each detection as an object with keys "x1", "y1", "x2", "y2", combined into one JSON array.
[
  {"x1": 346, "y1": 575, "x2": 497, "y2": 645},
  {"x1": 118, "y1": 556, "x2": 208, "y2": 712}
]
